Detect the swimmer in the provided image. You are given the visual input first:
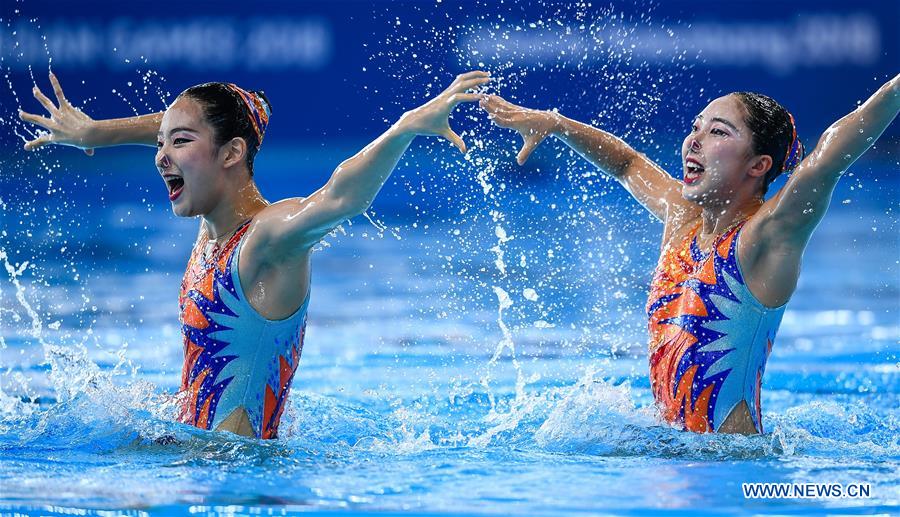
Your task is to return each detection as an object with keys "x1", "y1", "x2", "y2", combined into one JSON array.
[
  {"x1": 20, "y1": 70, "x2": 490, "y2": 439},
  {"x1": 481, "y1": 74, "x2": 899, "y2": 434}
]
